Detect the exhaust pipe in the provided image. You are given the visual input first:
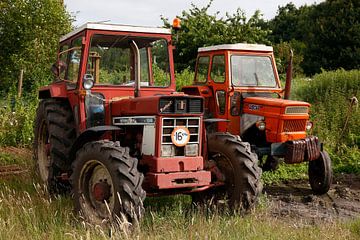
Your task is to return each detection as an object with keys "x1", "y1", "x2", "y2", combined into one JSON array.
[
  {"x1": 130, "y1": 40, "x2": 141, "y2": 98},
  {"x1": 284, "y1": 49, "x2": 293, "y2": 100}
]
